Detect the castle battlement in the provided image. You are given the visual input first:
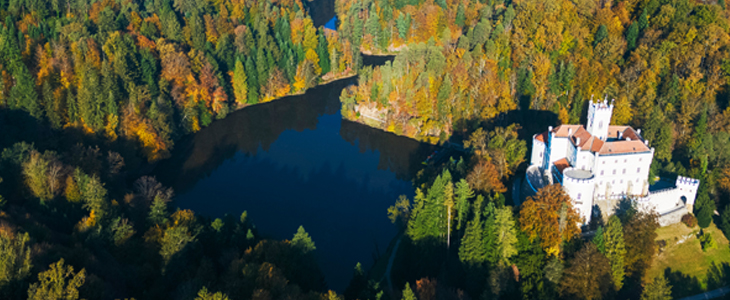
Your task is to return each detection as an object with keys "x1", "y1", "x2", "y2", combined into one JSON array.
[{"x1": 562, "y1": 168, "x2": 594, "y2": 184}]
